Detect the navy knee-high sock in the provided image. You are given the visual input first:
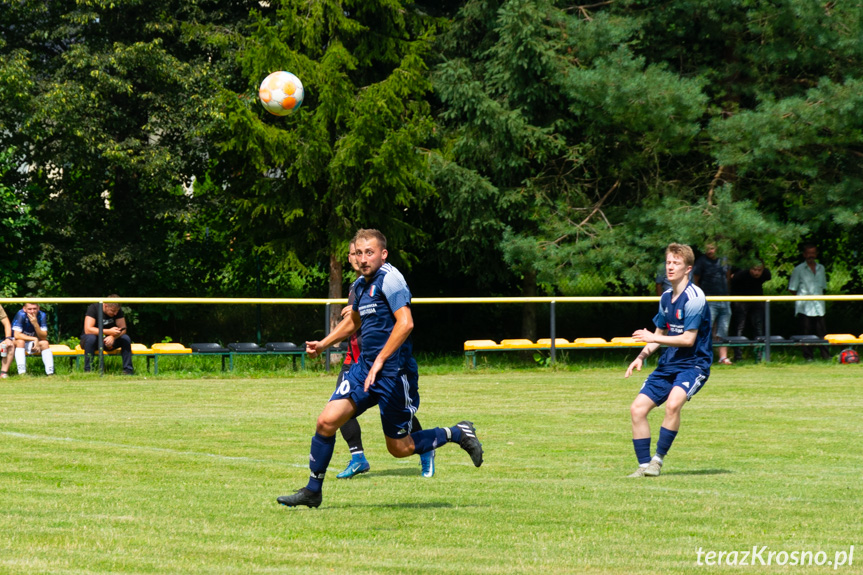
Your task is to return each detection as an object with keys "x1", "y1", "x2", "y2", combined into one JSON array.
[
  {"x1": 306, "y1": 432, "x2": 336, "y2": 493},
  {"x1": 656, "y1": 426, "x2": 678, "y2": 458},
  {"x1": 410, "y1": 428, "x2": 448, "y2": 455},
  {"x1": 633, "y1": 437, "x2": 652, "y2": 465}
]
